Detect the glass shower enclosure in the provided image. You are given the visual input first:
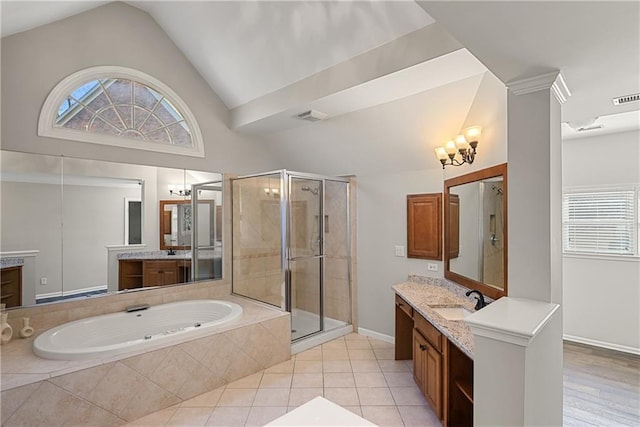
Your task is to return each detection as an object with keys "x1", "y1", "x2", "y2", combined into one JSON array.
[{"x1": 231, "y1": 170, "x2": 351, "y2": 341}]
